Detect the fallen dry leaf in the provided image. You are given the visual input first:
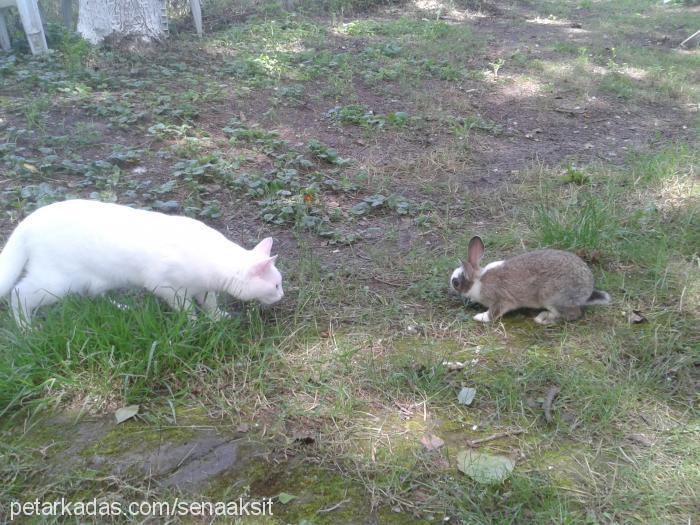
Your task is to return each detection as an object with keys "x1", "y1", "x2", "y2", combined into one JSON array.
[
  {"x1": 442, "y1": 361, "x2": 466, "y2": 371},
  {"x1": 115, "y1": 405, "x2": 139, "y2": 424},
  {"x1": 627, "y1": 433, "x2": 654, "y2": 447},
  {"x1": 543, "y1": 385, "x2": 561, "y2": 423},
  {"x1": 458, "y1": 387, "x2": 477, "y2": 406},
  {"x1": 628, "y1": 310, "x2": 647, "y2": 324},
  {"x1": 421, "y1": 434, "x2": 445, "y2": 451},
  {"x1": 575, "y1": 249, "x2": 602, "y2": 265},
  {"x1": 293, "y1": 434, "x2": 315, "y2": 446}
]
